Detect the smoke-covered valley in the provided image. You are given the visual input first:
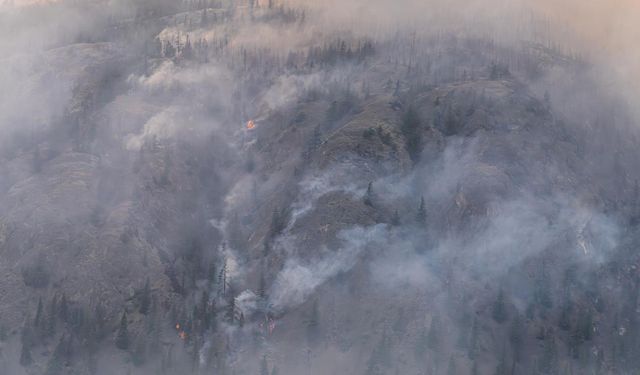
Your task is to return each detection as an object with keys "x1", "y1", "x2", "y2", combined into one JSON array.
[{"x1": 0, "y1": 1, "x2": 639, "y2": 374}]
